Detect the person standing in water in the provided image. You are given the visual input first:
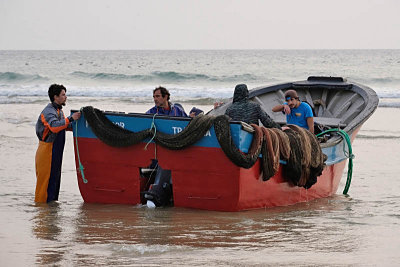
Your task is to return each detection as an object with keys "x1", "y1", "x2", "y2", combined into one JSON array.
[{"x1": 35, "y1": 84, "x2": 81, "y2": 203}]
